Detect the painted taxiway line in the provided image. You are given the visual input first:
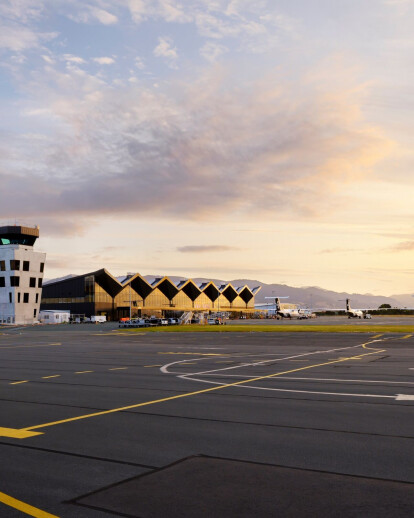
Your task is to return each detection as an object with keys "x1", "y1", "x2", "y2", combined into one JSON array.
[
  {"x1": 0, "y1": 344, "x2": 387, "y2": 439},
  {"x1": 181, "y1": 375, "x2": 398, "y2": 400},
  {"x1": 0, "y1": 491, "x2": 58, "y2": 518},
  {"x1": 174, "y1": 373, "x2": 414, "y2": 386},
  {"x1": 161, "y1": 340, "x2": 385, "y2": 377}
]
